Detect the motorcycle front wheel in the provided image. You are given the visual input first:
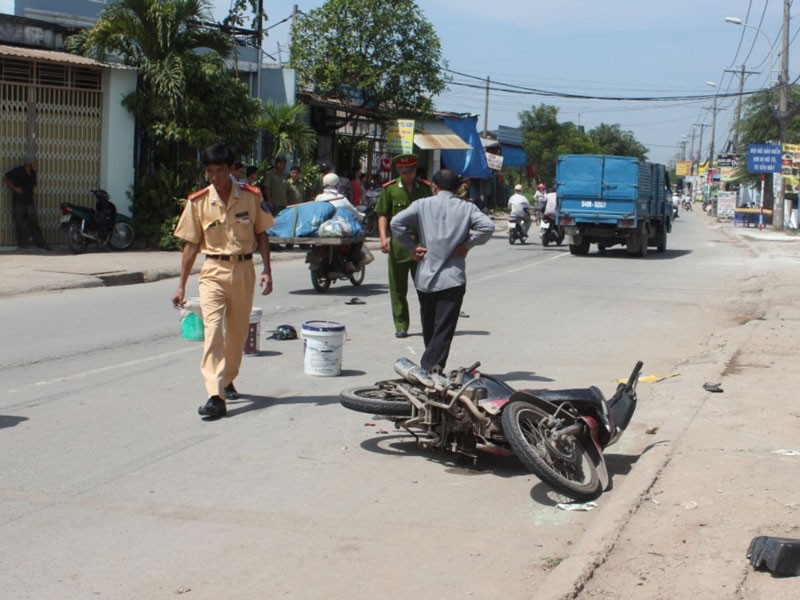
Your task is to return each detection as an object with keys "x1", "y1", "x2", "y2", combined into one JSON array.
[
  {"x1": 349, "y1": 265, "x2": 365, "y2": 286},
  {"x1": 310, "y1": 268, "x2": 332, "y2": 293},
  {"x1": 501, "y1": 400, "x2": 601, "y2": 501},
  {"x1": 66, "y1": 222, "x2": 88, "y2": 254},
  {"x1": 340, "y1": 381, "x2": 414, "y2": 416},
  {"x1": 108, "y1": 222, "x2": 135, "y2": 250}
]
